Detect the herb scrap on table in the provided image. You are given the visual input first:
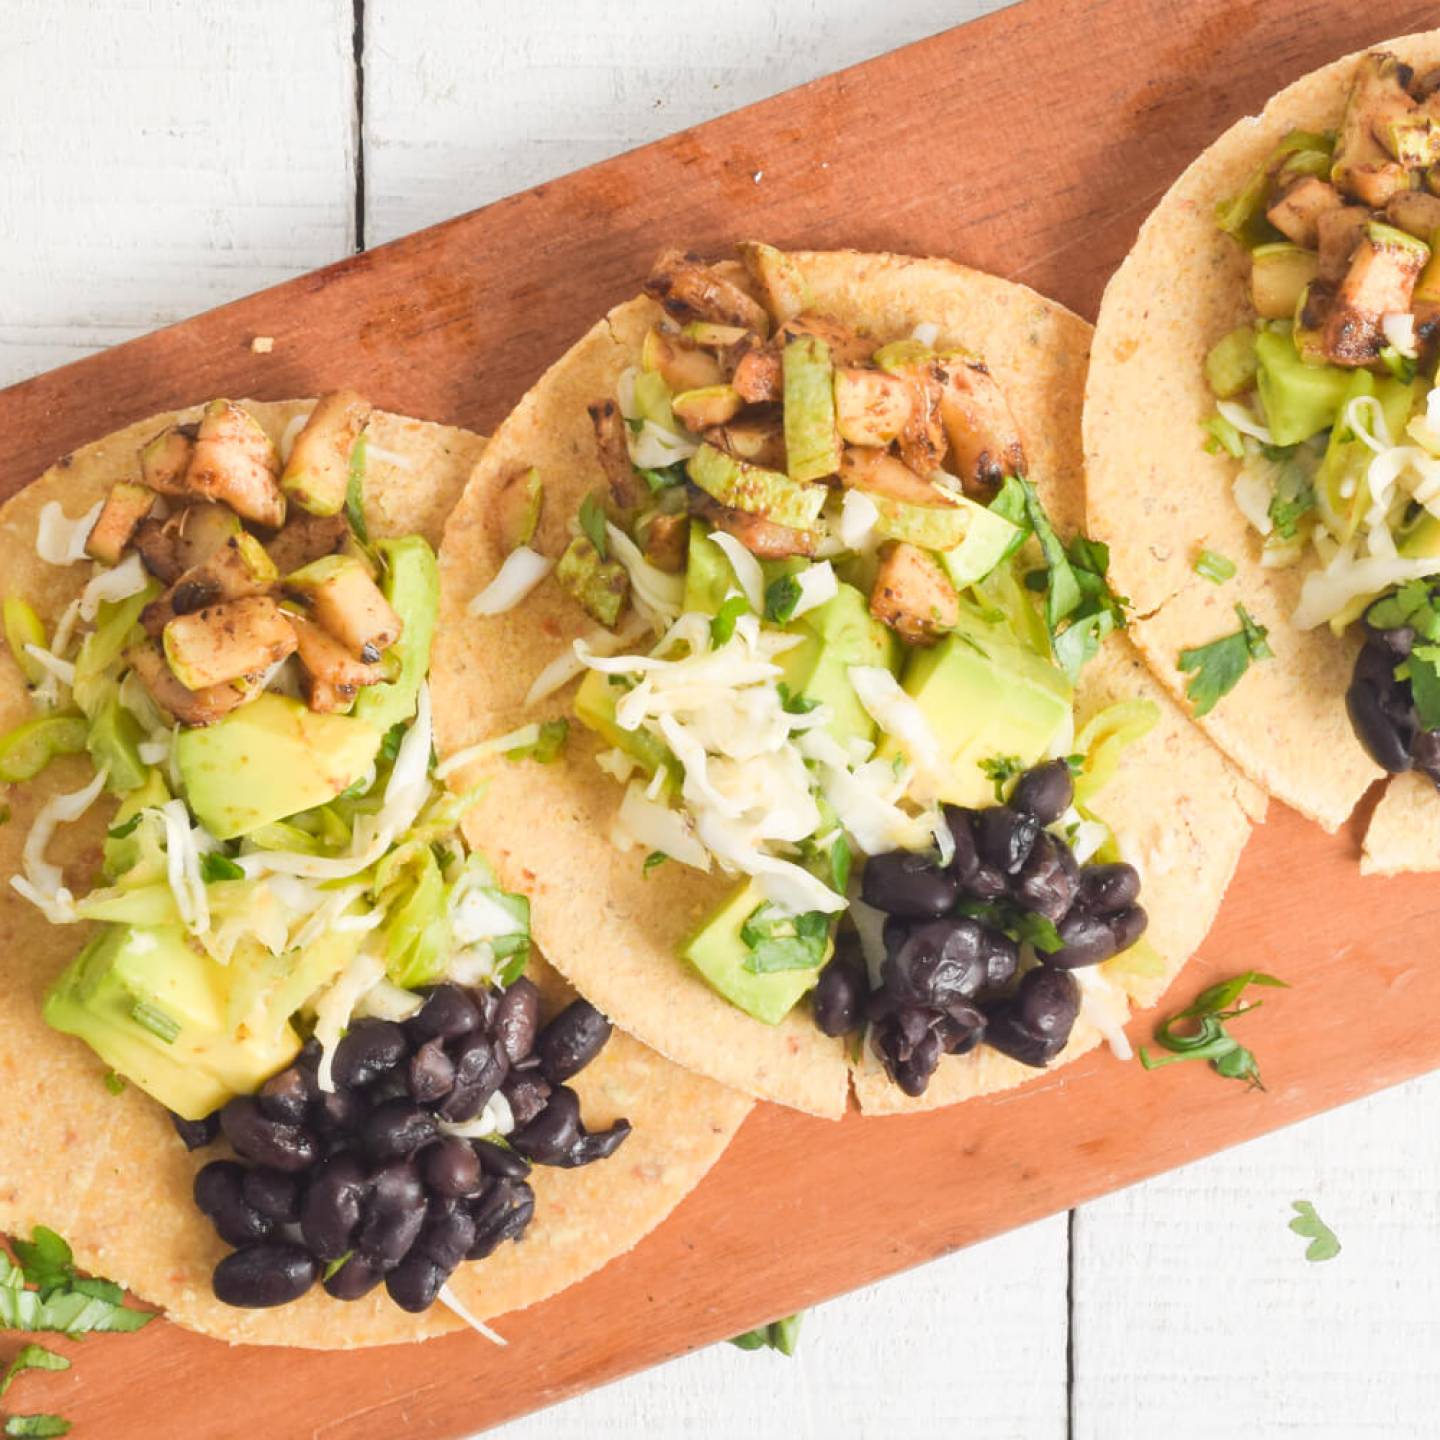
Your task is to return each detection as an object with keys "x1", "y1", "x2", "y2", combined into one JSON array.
[
  {"x1": 1289, "y1": 1200, "x2": 1341, "y2": 1263},
  {"x1": 728, "y1": 1312, "x2": 803, "y2": 1356}
]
